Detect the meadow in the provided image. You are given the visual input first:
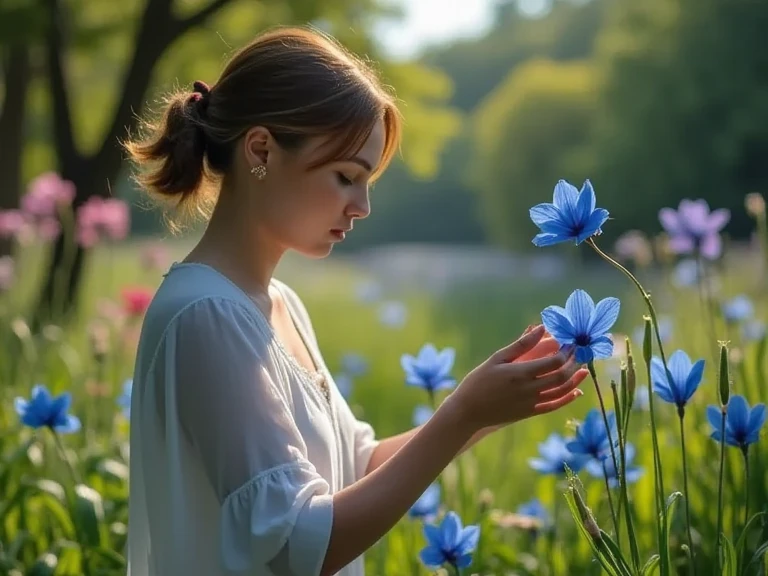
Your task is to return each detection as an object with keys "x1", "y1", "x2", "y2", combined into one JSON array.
[{"x1": 0, "y1": 177, "x2": 766, "y2": 575}]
